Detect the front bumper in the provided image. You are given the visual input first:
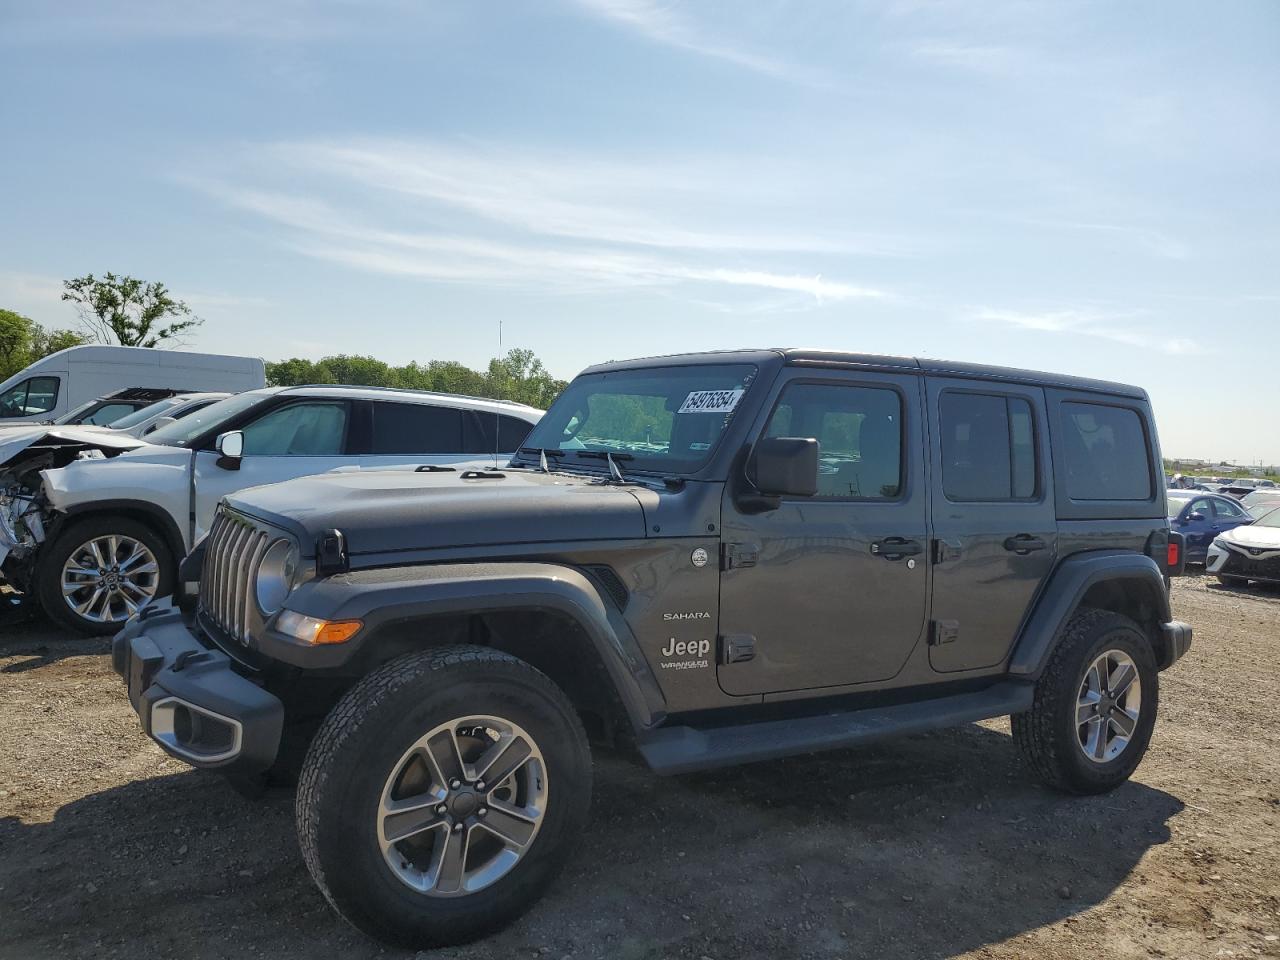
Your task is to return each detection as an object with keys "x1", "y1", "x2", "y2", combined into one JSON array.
[
  {"x1": 1206, "y1": 540, "x2": 1280, "y2": 582},
  {"x1": 112, "y1": 600, "x2": 283, "y2": 774}
]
